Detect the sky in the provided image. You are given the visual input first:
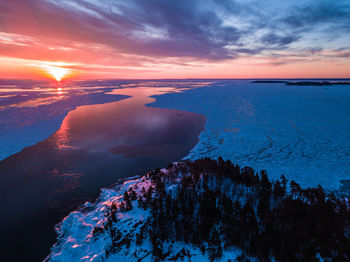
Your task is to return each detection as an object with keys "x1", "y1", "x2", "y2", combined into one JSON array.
[{"x1": 0, "y1": 0, "x2": 349, "y2": 80}]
